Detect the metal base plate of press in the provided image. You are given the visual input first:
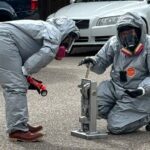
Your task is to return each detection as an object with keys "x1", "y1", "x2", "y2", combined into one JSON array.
[{"x1": 71, "y1": 130, "x2": 108, "y2": 140}]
